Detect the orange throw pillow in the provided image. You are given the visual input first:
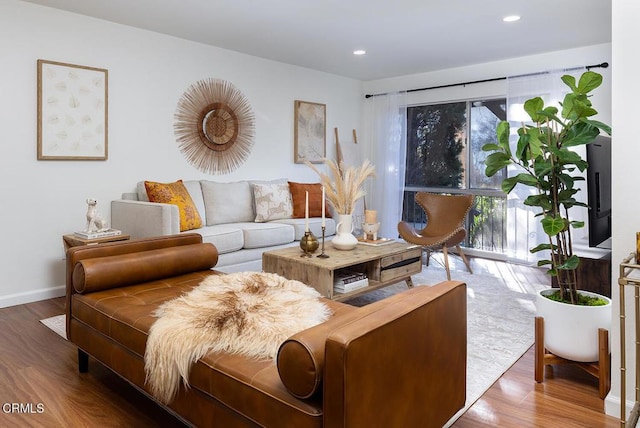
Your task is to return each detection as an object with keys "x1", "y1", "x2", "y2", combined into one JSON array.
[
  {"x1": 144, "y1": 180, "x2": 203, "y2": 232},
  {"x1": 288, "y1": 181, "x2": 331, "y2": 219}
]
